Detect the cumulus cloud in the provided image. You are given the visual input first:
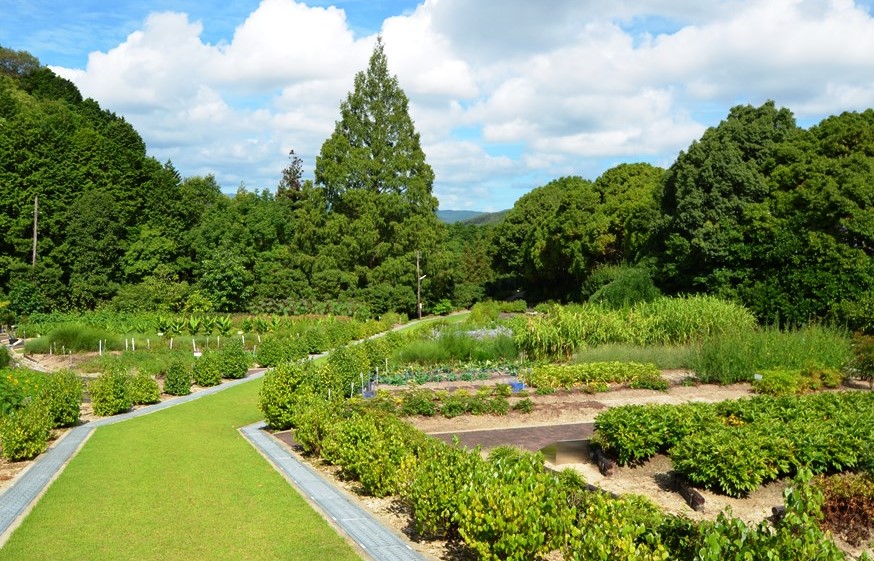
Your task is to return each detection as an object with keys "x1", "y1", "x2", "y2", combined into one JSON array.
[{"x1": 49, "y1": 0, "x2": 874, "y2": 210}]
